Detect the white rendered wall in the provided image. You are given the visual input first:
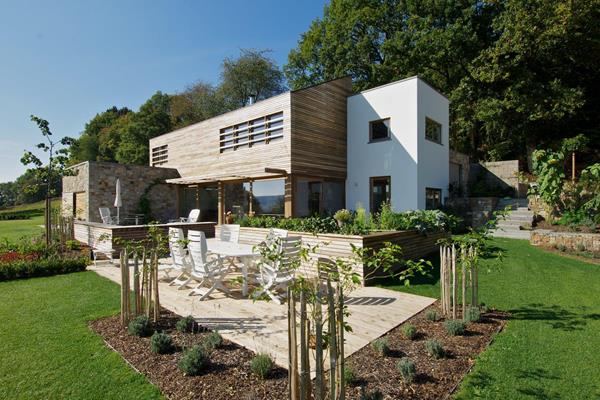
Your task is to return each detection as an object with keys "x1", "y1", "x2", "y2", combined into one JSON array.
[{"x1": 346, "y1": 76, "x2": 449, "y2": 213}]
